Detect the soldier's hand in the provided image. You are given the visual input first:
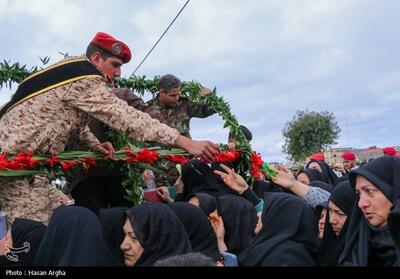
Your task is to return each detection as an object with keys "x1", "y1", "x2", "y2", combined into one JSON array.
[
  {"x1": 175, "y1": 136, "x2": 220, "y2": 162},
  {"x1": 93, "y1": 141, "x2": 115, "y2": 159}
]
